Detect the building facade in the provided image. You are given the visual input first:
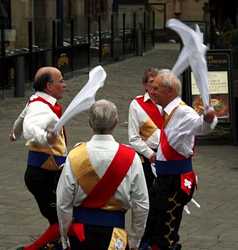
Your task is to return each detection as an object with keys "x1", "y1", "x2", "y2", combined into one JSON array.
[{"x1": 0, "y1": 0, "x2": 237, "y2": 49}]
